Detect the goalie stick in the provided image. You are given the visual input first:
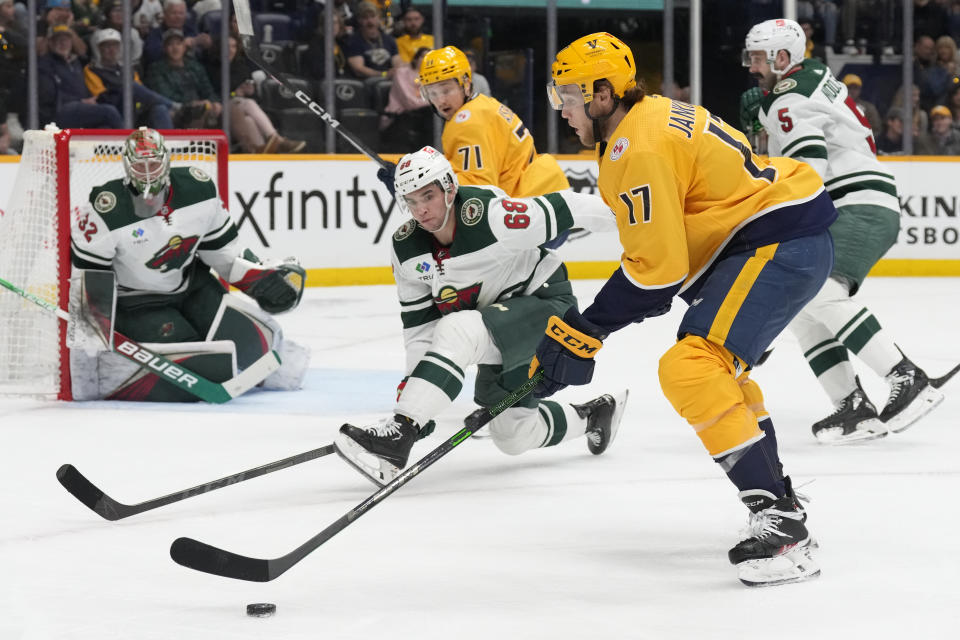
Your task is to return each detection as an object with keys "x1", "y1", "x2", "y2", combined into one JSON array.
[
  {"x1": 57, "y1": 444, "x2": 335, "y2": 520},
  {"x1": 0, "y1": 275, "x2": 279, "y2": 403},
  {"x1": 231, "y1": 0, "x2": 391, "y2": 169},
  {"x1": 169, "y1": 371, "x2": 545, "y2": 582}
]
